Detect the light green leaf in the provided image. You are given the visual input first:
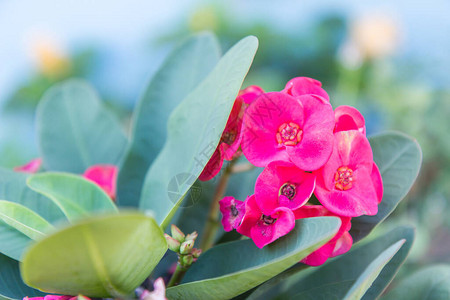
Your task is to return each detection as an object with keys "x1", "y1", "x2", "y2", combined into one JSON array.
[
  {"x1": 0, "y1": 200, "x2": 54, "y2": 240},
  {"x1": 117, "y1": 33, "x2": 221, "y2": 207},
  {"x1": 0, "y1": 168, "x2": 63, "y2": 223},
  {"x1": 0, "y1": 253, "x2": 45, "y2": 299},
  {"x1": 248, "y1": 226, "x2": 415, "y2": 300},
  {"x1": 350, "y1": 132, "x2": 422, "y2": 242},
  {"x1": 37, "y1": 79, "x2": 127, "y2": 173},
  {"x1": 27, "y1": 172, "x2": 118, "y2": 222},
  {"x1": 166, "y1": 217, "x2": 341, "y2": 300},
  {"x1": 139, "y1": 36, "x2": 258, "y2": 227},
  {"x1": 343, "y1": 239, "x2": 405, "y2": 300},
  {"x1": 21, "y1": 213, "x2": 167, "y2": 298},
  {"x1": 382, "y1": 265, "x2": 450, "y2": 300}
]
